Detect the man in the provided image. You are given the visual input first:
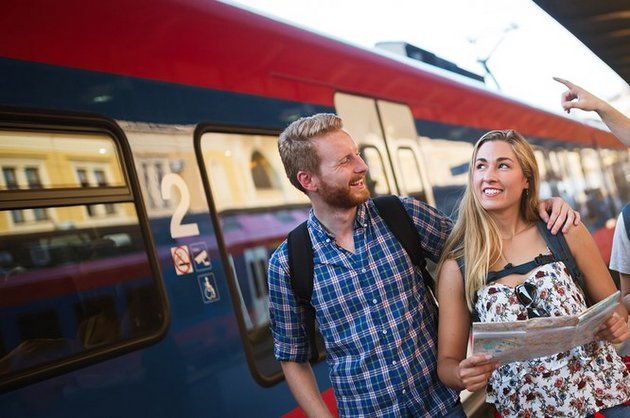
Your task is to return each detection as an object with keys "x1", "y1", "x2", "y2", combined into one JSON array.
[
  {"x1": 554, "y1": 77, "x2": 630, "y2": 146},
  {"x1": 268, "y1": 113, "x2": 577, "y2": 417}
]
